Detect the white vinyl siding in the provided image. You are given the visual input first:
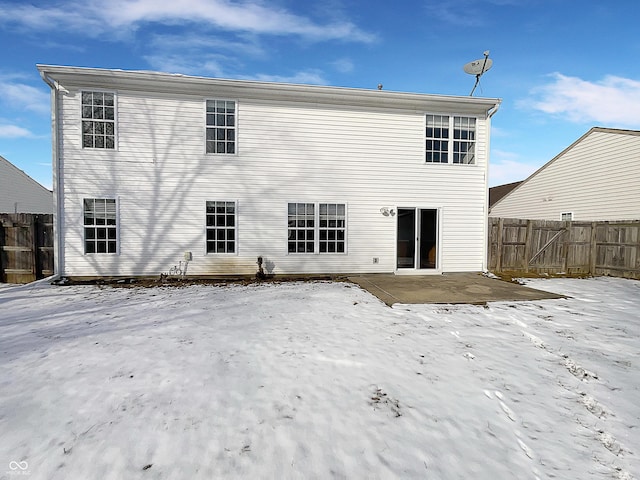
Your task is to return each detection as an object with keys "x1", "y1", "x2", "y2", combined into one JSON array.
[
  {"x1": 53, "y1": 81, "x2": 493, "y2": 277},
  {"x1": 490, "y1": 130, "x2": 640, "y2": 221}
]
